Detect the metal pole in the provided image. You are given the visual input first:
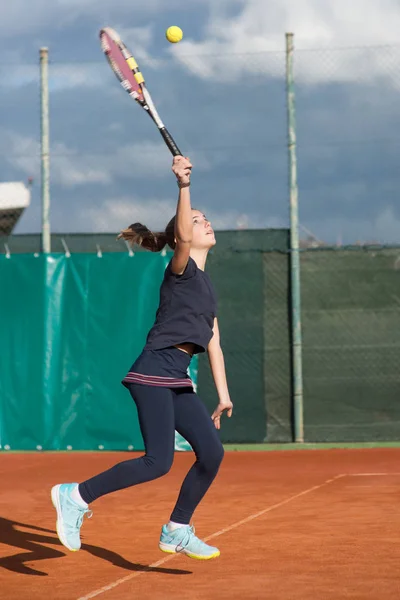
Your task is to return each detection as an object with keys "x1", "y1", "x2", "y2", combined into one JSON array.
[
  {"x1": 285, "y1": 33, "x2": 304, "y2": 442},
  {"x1": 40, "y1": 47, "x2": 50, "y2": 253}
]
